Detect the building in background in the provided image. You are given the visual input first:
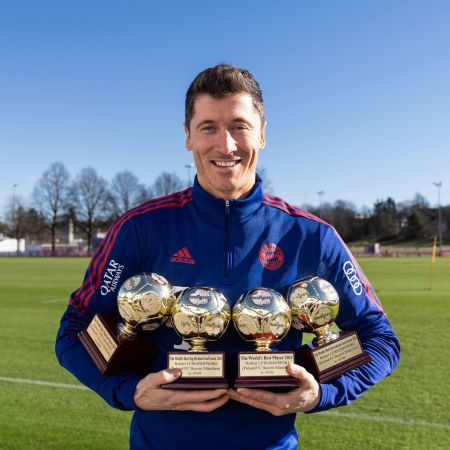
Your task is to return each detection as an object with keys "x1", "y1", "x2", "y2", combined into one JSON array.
[{"x1": 0, "y1": 234, "x2": 25, "y2": 253}]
